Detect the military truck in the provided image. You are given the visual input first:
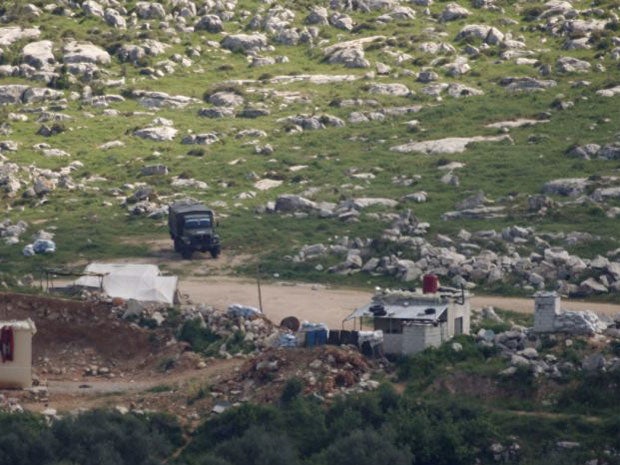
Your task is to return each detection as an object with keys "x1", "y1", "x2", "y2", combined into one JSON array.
[{"x1": 168, "y1": 201, "x2": 221, "y2": 259}]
